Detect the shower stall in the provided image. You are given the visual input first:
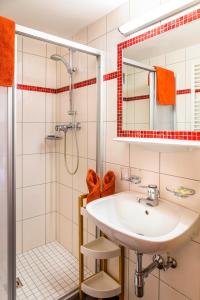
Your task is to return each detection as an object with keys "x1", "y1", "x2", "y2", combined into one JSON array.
[{"x1": 1, "y1": 25, "x2": 104, "y2": 300}]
